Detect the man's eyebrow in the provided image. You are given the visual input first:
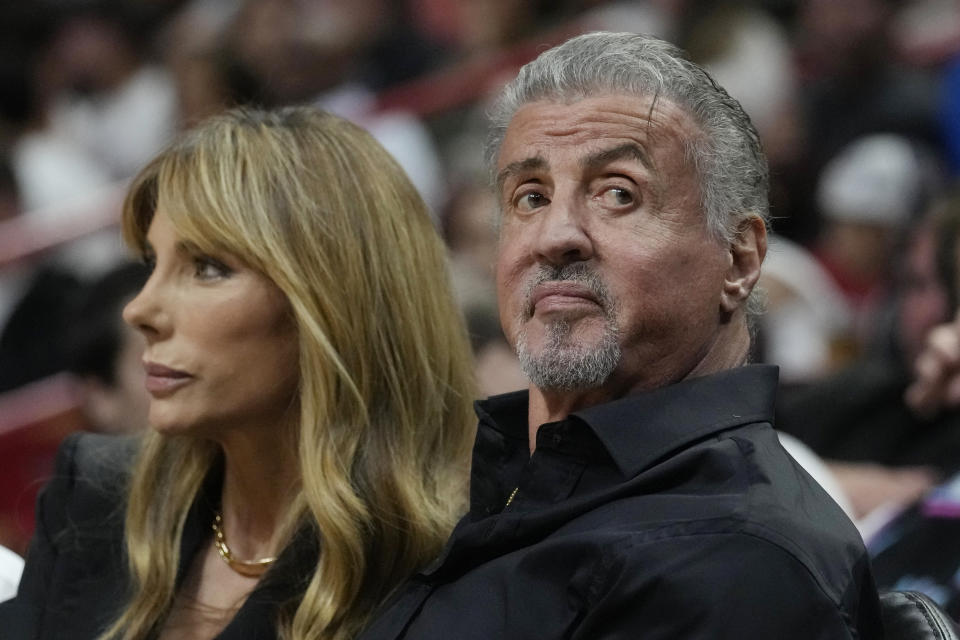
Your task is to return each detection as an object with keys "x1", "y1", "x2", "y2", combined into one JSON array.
[
  {"x1": 496, "y1": 156, "x2": 548, "y2": 191},
  {"x1": 581, "y1": 143, "x2": 652, "y2": 173}
]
